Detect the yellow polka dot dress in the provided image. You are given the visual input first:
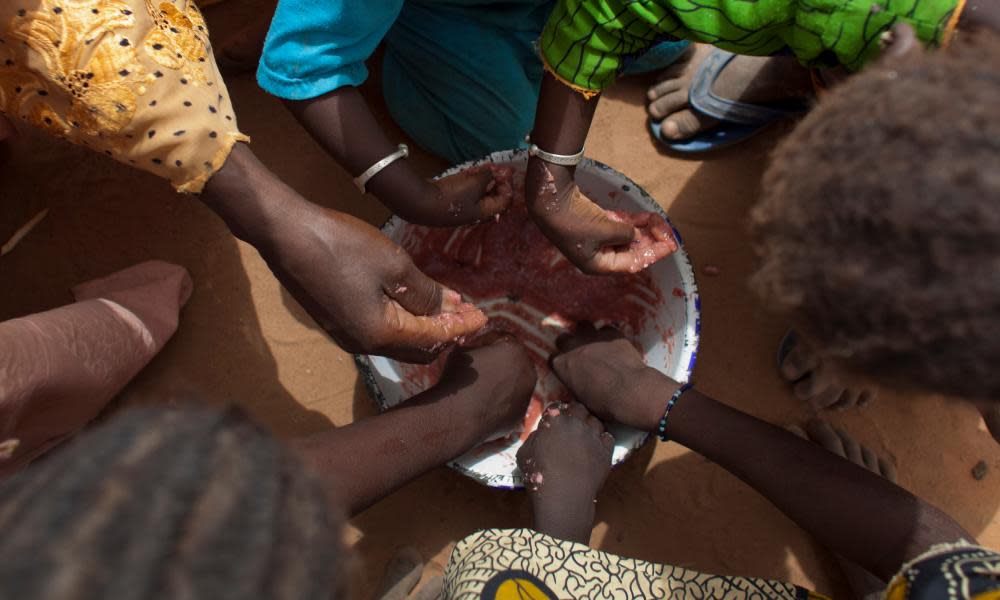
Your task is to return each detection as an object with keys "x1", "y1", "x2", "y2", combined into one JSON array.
[{"x1": 0, "y1": 0, "x2": 248, "y2": 193}]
